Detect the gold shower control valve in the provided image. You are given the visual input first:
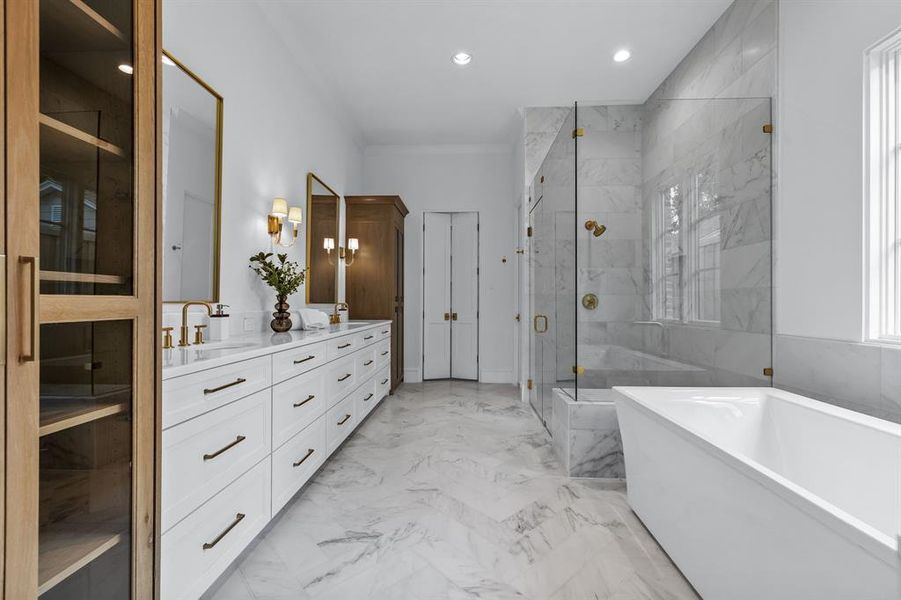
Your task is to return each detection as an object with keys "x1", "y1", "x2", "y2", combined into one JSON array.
[{"x1": 584, "y1": 220, "x2": 607, "y2": 237}]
